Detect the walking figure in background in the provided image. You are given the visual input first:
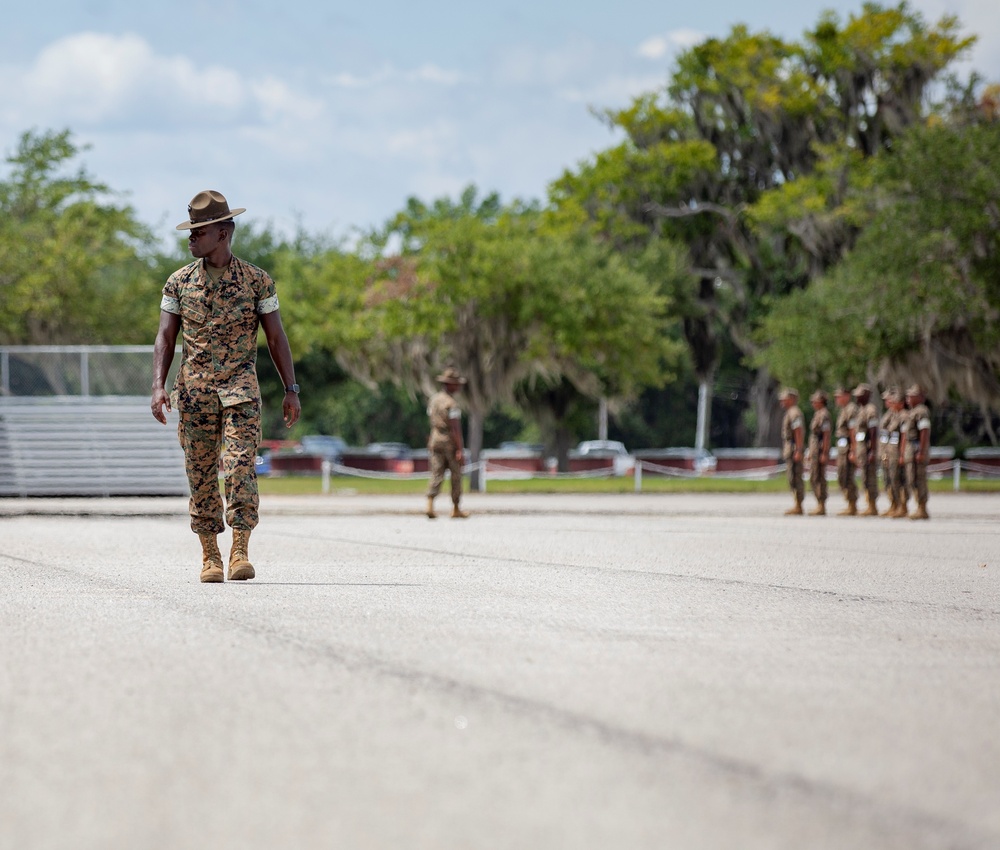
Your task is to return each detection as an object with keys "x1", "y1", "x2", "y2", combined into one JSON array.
[
  {"x1": 426, "y1": 367, "x2": 470, "y2": 520},
  {"x1": 901, "y1": 384, "x2": 932, "y2": 520},
  {"x1": 779, "y1": 388, "x2": 805, "y2": 515},
  {"x1": 151, "y1": 190, "x2": 300, "y2": 583},
  {"x1": 833, "y1": 386, "x2": 859, "y2": 516},
  {"x1": 851, "y1": 383, "x2": 880, "y2": 516},
  {"x1": 806, "y1": 389, "x2": 831, "y2": 515}
]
